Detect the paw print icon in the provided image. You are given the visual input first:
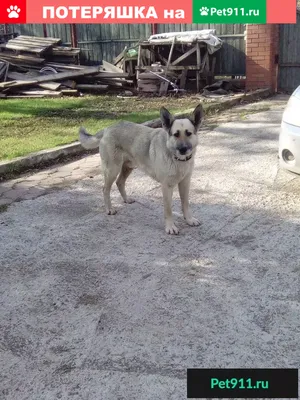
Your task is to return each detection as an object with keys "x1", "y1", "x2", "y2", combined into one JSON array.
[
  {"x1": 7, "y1": 5, "x2": 21, "y2": 18},
  {"x1": 199, "y1": 7, "x2": 209, "y2": 16}
]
